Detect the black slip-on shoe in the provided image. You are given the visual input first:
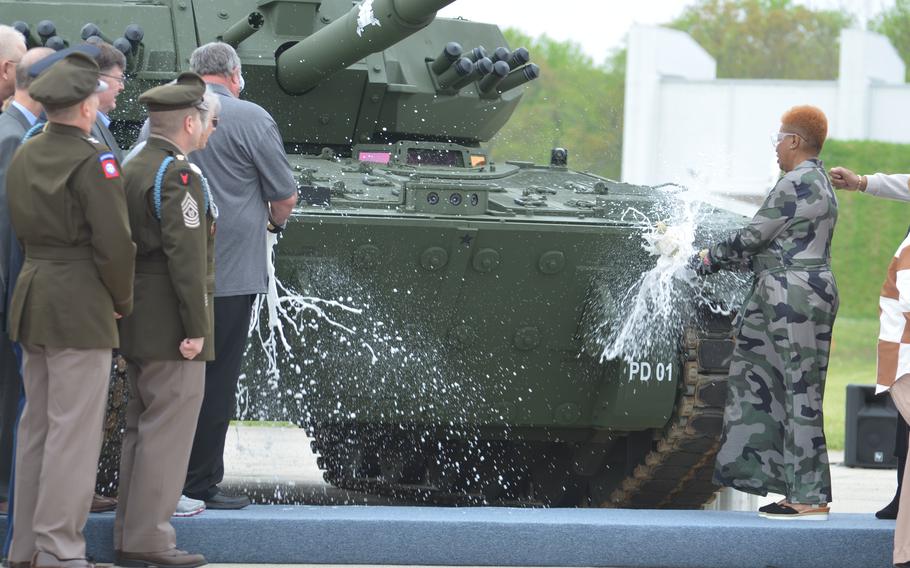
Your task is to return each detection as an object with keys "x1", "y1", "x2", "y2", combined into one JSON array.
[{"x1": 758, "y1": 502, "x2": 829, "y2": 520}]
